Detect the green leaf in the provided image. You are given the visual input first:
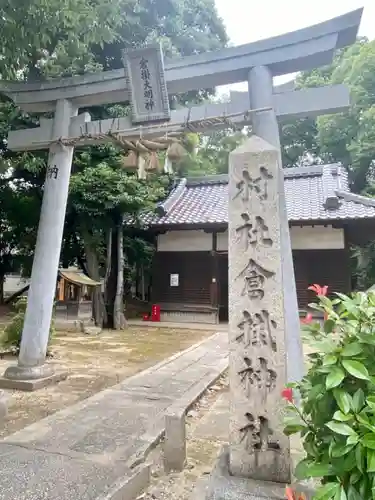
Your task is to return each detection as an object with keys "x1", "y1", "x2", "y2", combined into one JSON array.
[
  {"x1": 331, "y1": 442, "x2": 355, "y2": 457},
  {"x1": 347, "y1": 485, "x2": 361, "y2": 500},
  {"x1": 352, "y1": 389, "x2": 365, "y2": 413},
  {"x1": 361, "y1": 433, "x2": 375, "y2": 449},
  {"x1": 333, "y1": 410, "x2": 353, "y2": 422},
  {"x1": 342, "y1": 360, "x2": 369, "y2": 380},
  {"x1": 308, "y1": 384, "x2": 325, "y2": 400},
  {"x1": 314, "y1": 482, "x2": 340, "y2": 500},
  {"x1": 307, "y1": 462, "x2": 332, "y2": 477},
  {"x1": 326, "y1": 421, "x2": 356, "y2": 436},
  {"x1": 343, "y1": 451, "x2": 357, "y2": 471},
  {"x1": 347, "y1": 434, "x2": 359, "y2": 446},
  {"x1": 336, "y1": 485, "x2": 347, "y2": 500},
  {"x1": 326, "y1": 367, "x2": 346, "y2": 389},
  {"x1": 283, "y1": 424, "x2": 305, "y2": 436},
  {"x1": 367, "y1": 449, "x2": 375, "y2": 471},
  {"x1": 294, "y1": 458, "x2": 310, "y2": 480},
  {"x1": 349, "y1": 470, "x2": 361, "y2": 485},
  {"x1": 304, "y1": 436, "x2": 320, "y2": 458},
  {"x1": 366, "y1": 395, "x2": 375, "y2": 410},
  {"x1": 341, "y1": 343, "x2": 363, "y2": 357},
  {"x1": 334, "y1": 389, "x2": 352, "y2": 414},
  {"x1": 323, "y1": 354, "x2": 338, "y2": 366},
  {"x1": 355, "y1": 444, "x2": 364, "y2": 472},
  {"x1": 319, "y1": 365, "x2": 335, "y2": 374},
  {"x1": 324, "y1": 319, "x2": 336, "y2": 334},
  {"x1": 318, "y1": 340, "x2": 340, "y2": 354},
  {"x1": 356, "y1": 414, "x2": 375, "y2": 432},
  {"x1": 359, "y1": 475, "x2": 370, "y2": 497}
]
